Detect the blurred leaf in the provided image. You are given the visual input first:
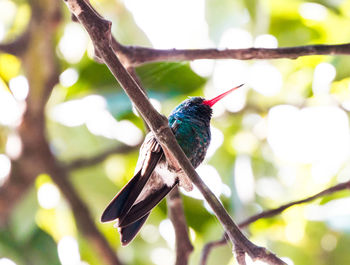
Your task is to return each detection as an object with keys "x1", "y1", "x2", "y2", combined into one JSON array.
[
  {"x1": 331, "y1": 233, "x2": 350, "y2": 265},
  {"x1": 312, "y1": 0, "x2": 343, "y2": 14},
  {"x1": 0, "y1": 226, "x2": 60, "y2": 265},
  {"x1": 136, "y1": 62, "x2": 207, "y2": 94},
  {"x1": 65, "y1": 56, "x2": 121, "y2": 99},
  {"x1": 205, "y1": 0, "x2": 244, "y2": 42},
  {"x1": 11, "y1": 3, "x2": 31, "y2": 35},
  {"x1": 0, "y1": 54, "x2": 21, "y2": 81},
  {"x1": 183, "y1": 196, "x2": 214, "y2": 232},
  {"x1": 79, "y1": 235, "x2": 105, "y2": 265},
  {"x1": 270, "y1": 17, "x2": 321, "y2": 46},
  {"x1": 47, "y1": 121, "x2": 122, "y2": 161},
  {"x1": 245, "y1": 0, "x2": 258, "y2": 23},
  {"x1": 10, "y1": 187, "x2": 38, "y2": 243},
  {"x1": 332, "y1": 56, "x2": 350, "y2": 81},
  {"x1": 0, "y1": 229, "x2": 20, "y2": 262},
  {"x1": 24, "y1": 228, "x2": 60, "y2": 265},
  {"x1": 319, "y1": 189, "x2": 350, "y2": 205}
]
